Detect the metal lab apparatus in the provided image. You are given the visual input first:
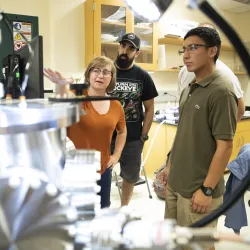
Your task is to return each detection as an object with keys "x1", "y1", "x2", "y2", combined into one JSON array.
[{"x1": 0, "y1": 99, "x2": 80, "y2": 185}]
